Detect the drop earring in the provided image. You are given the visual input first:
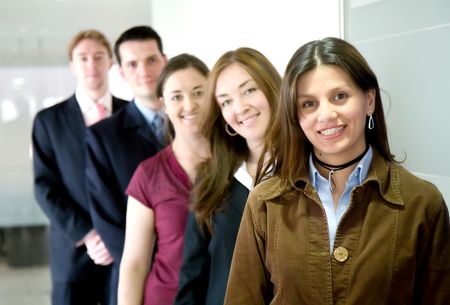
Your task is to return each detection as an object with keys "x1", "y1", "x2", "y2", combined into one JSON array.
[{"x1": 368, "y1": 113, "x2": 375, "y2": 130}]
